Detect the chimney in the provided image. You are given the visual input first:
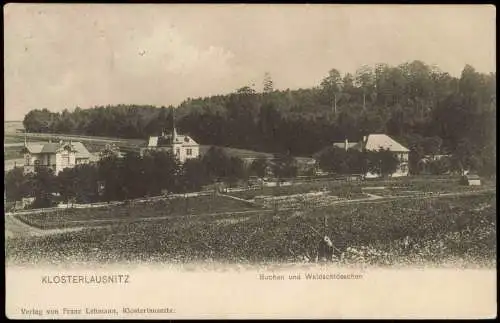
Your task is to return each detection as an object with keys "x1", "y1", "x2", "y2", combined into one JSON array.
[
  {"x1": 362, "y1": 135, "x2": 368, "y2": 152},
  {"x1": 344, "y1": 138, "x2": 348, "y2": 151}
]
